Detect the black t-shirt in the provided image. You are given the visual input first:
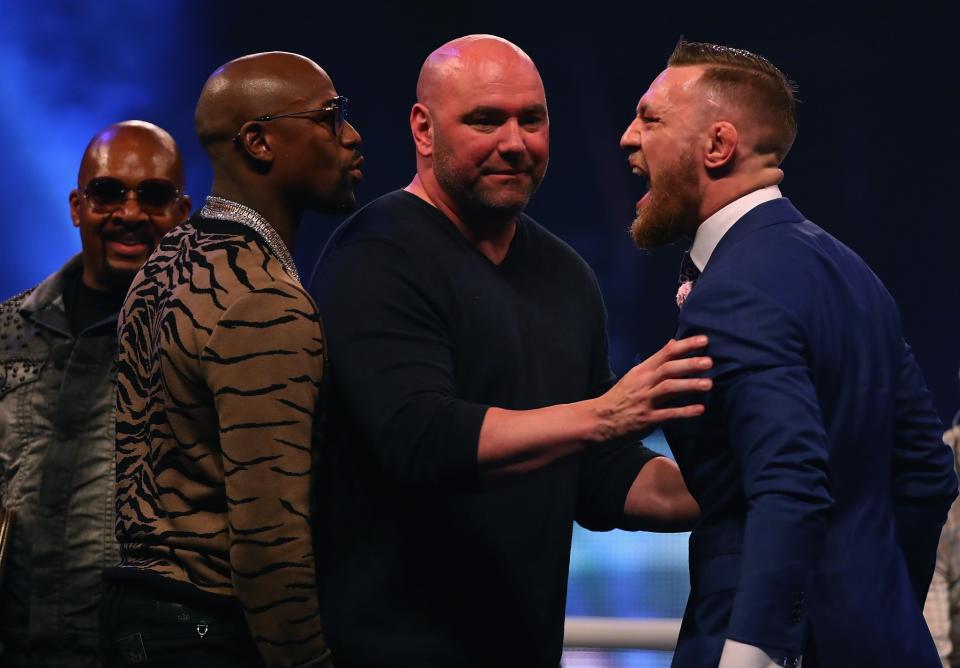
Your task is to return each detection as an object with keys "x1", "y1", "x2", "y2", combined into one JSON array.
[
  {"x1": 310, "y1": 190, "x2": 656, "y2": 667},
  {"x1": 61, "y1": 266, "x2": 125, "y2": 336}
]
